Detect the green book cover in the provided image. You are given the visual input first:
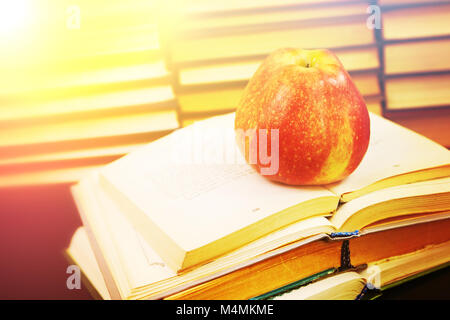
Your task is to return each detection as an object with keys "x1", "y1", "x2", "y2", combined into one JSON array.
[{"x1": 250, "y1": 268, "x2": 337, "y2": 300}]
